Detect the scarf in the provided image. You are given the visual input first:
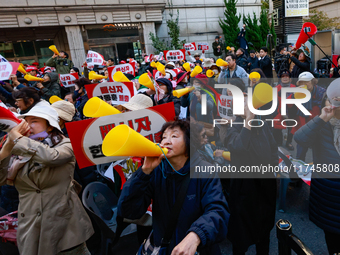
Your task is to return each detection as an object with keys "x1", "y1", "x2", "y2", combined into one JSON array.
[
  {"x1": 329, "y1": 117, "x2": 340, "y2": 156},
  {"x1": 6, "y1": 133, "x2": 62, "y2": 185}
]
